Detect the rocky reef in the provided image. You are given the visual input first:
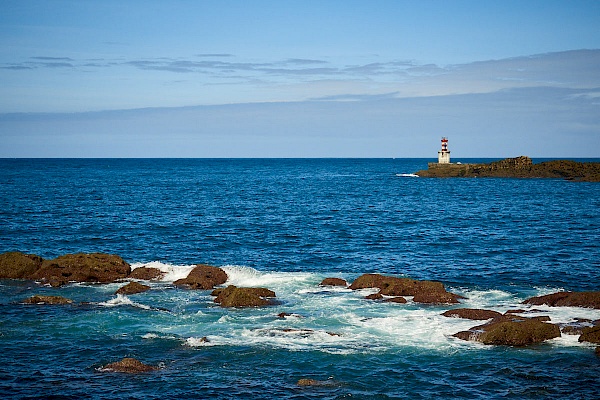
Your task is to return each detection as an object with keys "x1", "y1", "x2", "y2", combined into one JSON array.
[{"x1": 415, "y1": 156, "x2": 600, "y2": 182}]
